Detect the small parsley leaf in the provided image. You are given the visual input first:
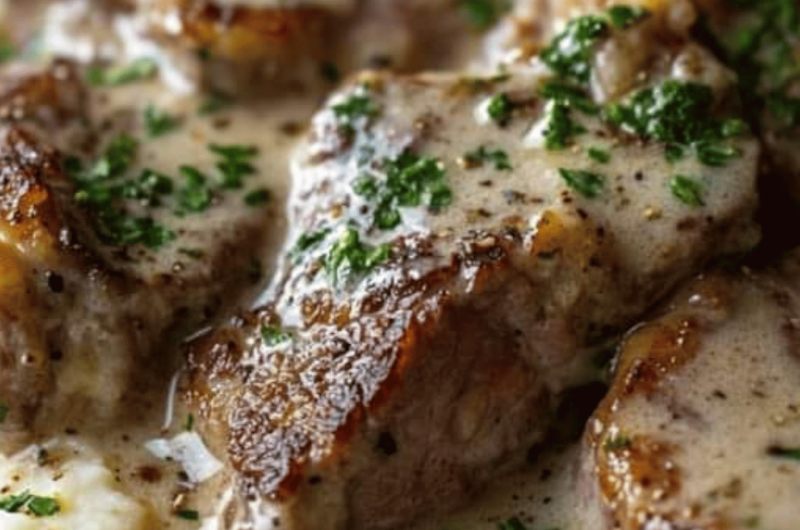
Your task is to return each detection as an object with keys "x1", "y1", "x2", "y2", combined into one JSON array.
[{"x1": 559, "y1": 168, "x2": 605, "y2": 198}]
